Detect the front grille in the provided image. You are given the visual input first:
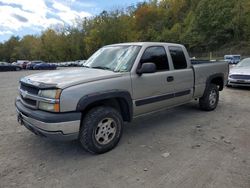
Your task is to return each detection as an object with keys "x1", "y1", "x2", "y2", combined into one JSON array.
[
  {"x1": 21, "y1": 96, "x2": 37, "y2": 106},
  {"x1": 229, "y1": 75, "x2": 250, "y2": 80},
  {"x1": 20, "y1": 83, "x2": 39, "y2": 95},
  {"x1": 19, "y1": 82, "x2": 39, "y2": 108}
]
